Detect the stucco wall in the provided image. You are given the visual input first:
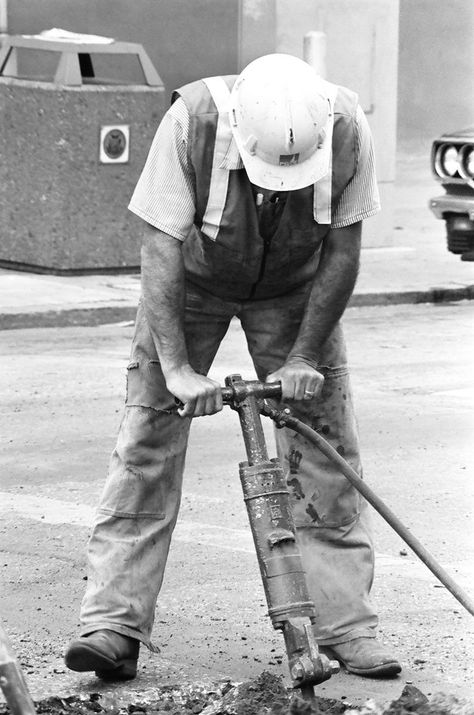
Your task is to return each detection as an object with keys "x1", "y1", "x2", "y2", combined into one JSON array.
[{"x1": 398, "y1": 0, "x2": 474, "y2": 147}]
